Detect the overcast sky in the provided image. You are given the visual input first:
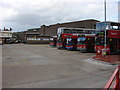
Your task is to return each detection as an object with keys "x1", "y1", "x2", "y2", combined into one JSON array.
[{"x1": 0, "y1": 0, "x2": 119, "y2": 32}]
